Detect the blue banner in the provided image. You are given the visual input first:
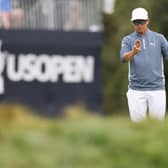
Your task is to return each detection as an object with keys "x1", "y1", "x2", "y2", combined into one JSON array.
[{"x1": 0, "y1": 30, "x2": 103, "y2": 116}]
